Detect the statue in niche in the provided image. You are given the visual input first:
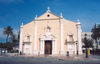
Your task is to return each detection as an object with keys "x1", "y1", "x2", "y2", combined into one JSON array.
[
  {"x1": 47, "y1": 25, "x2": 51, "y2": 32},
  {"x1": 45, "y1": 25, "x2": 51, "y2": 37}
]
